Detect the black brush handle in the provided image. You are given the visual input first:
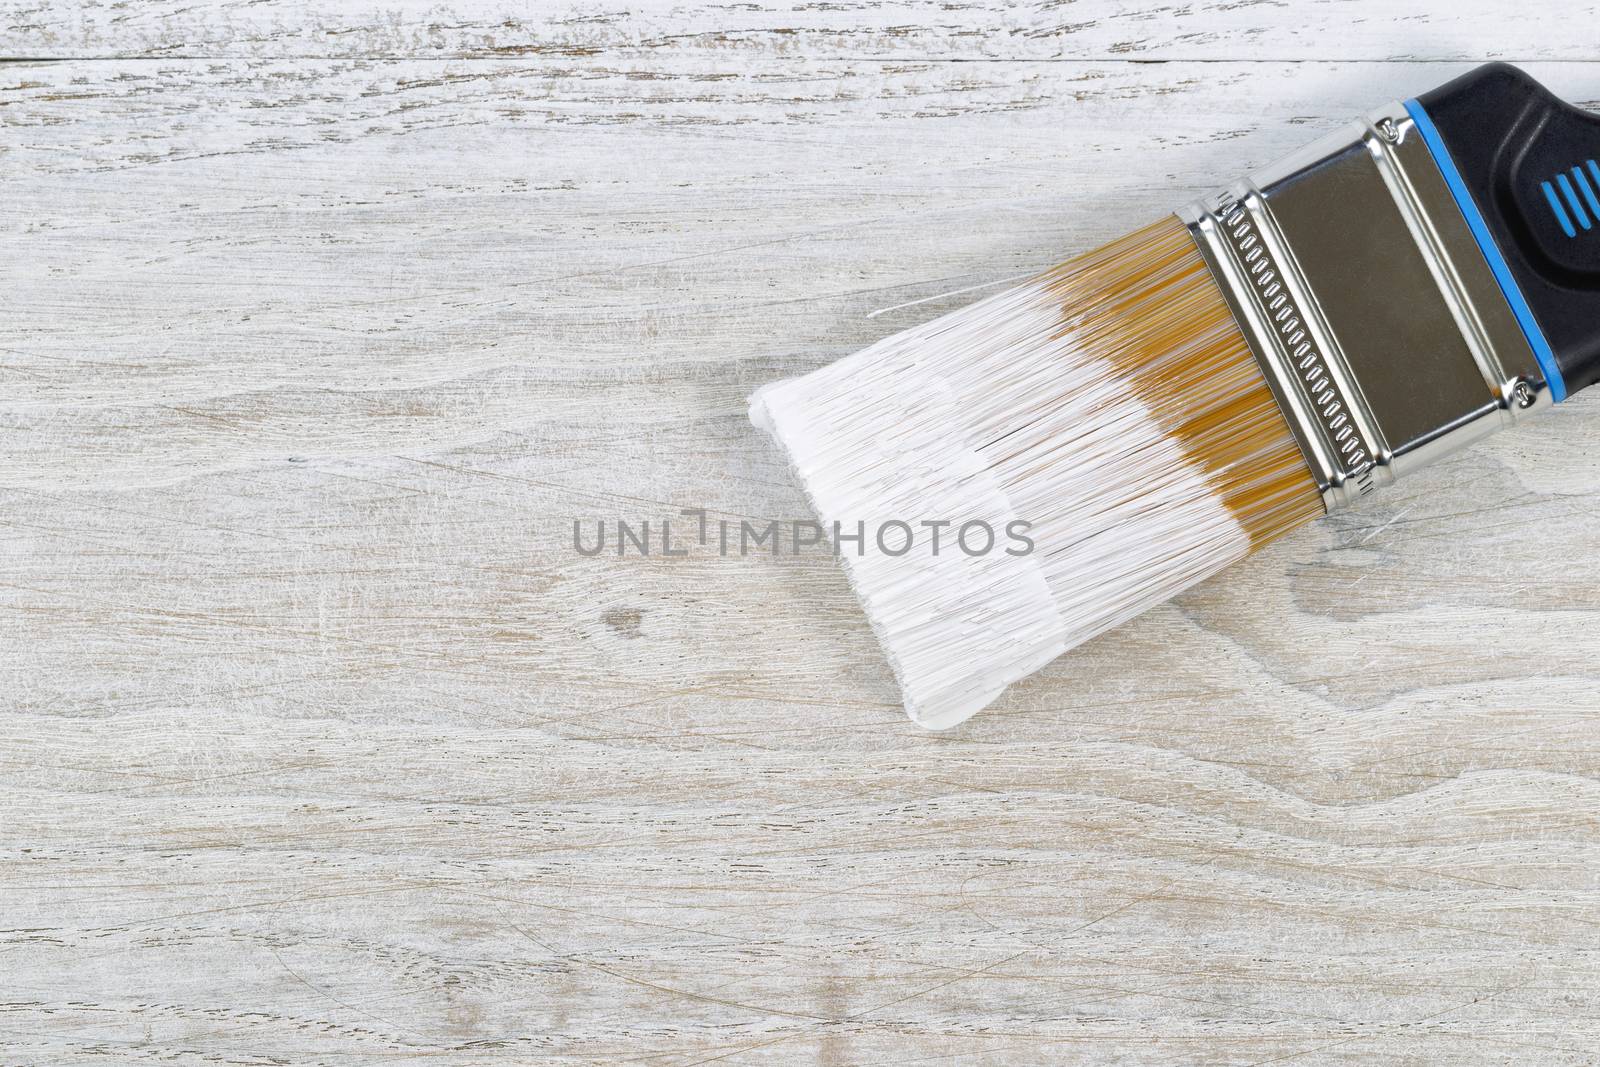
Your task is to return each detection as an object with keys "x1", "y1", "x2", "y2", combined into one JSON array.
[{"x1": 1415, "y1": 63, "x2": 1600, "y2": 397}]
